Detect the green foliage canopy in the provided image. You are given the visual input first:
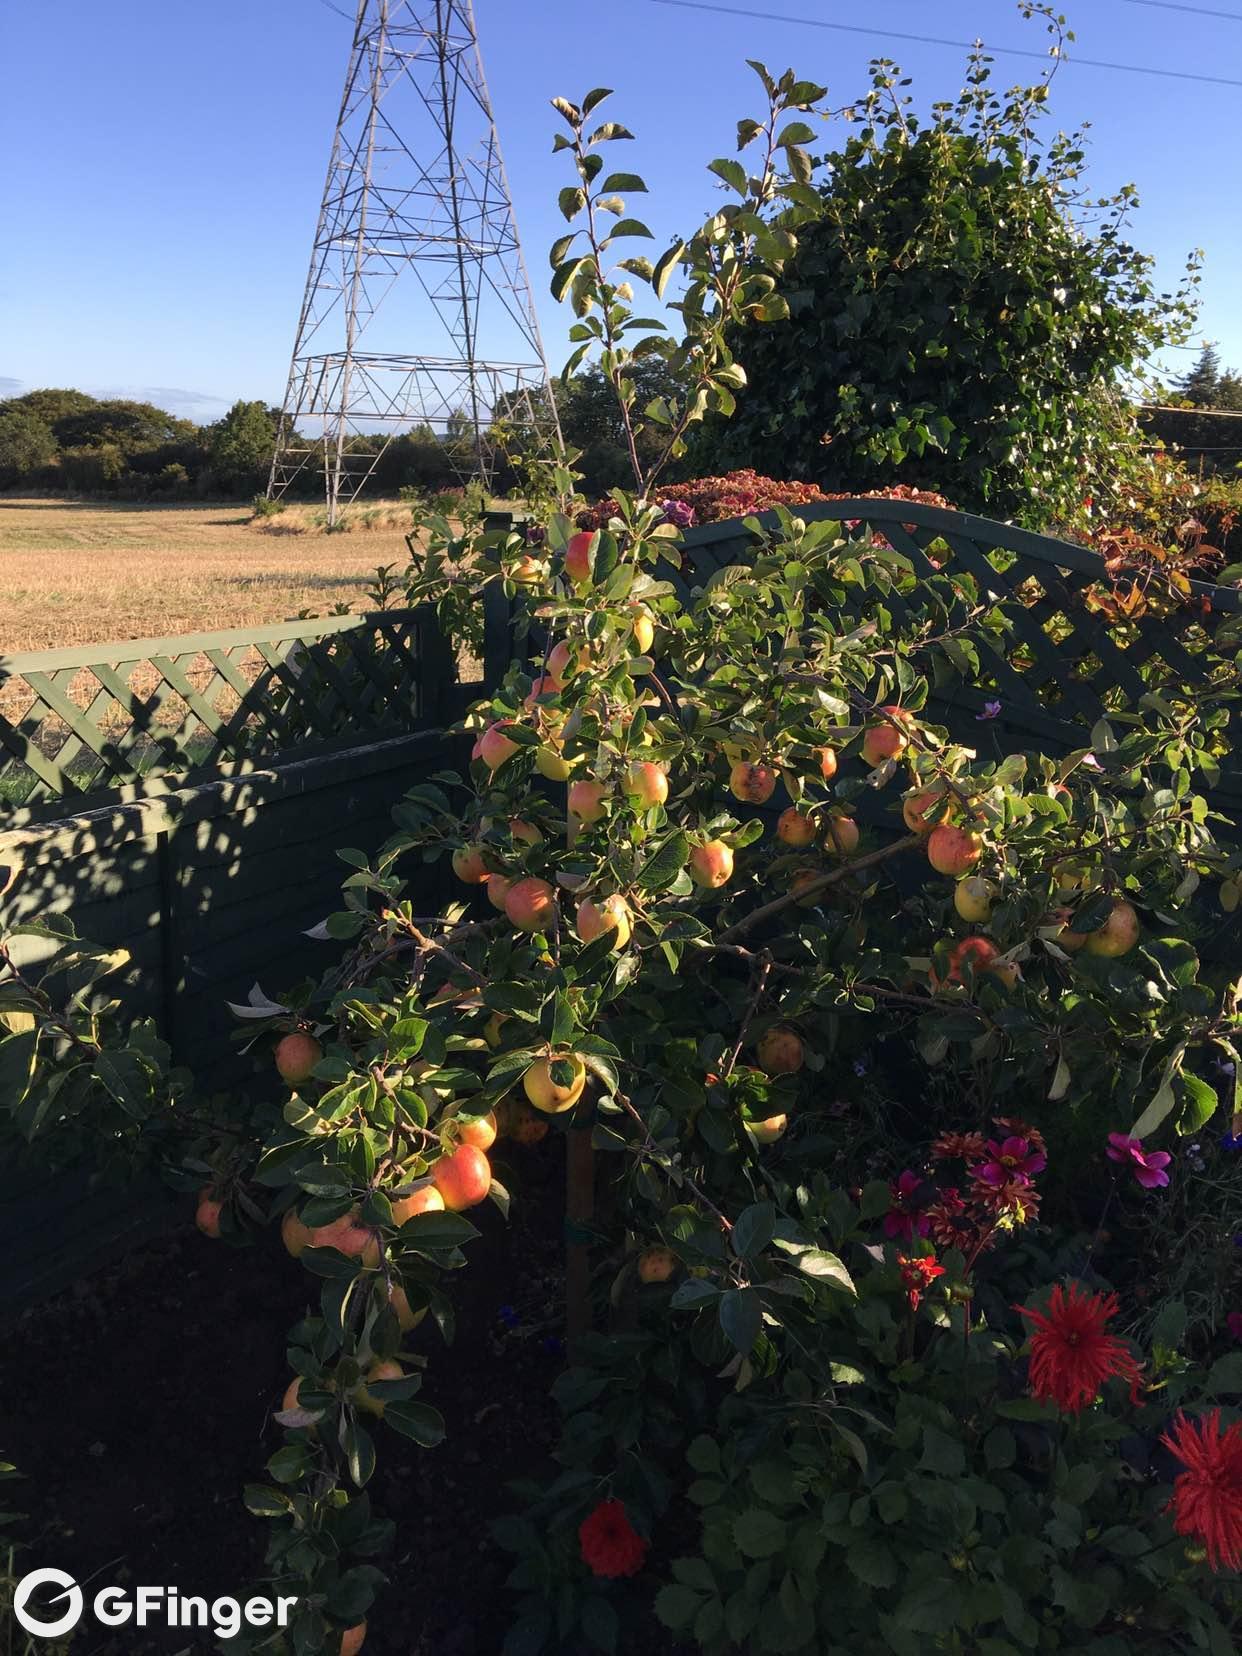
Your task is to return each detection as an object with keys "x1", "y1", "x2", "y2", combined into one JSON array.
[{"x1": 693, "y1": 40, "x2": 1199, "y2": 525}]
